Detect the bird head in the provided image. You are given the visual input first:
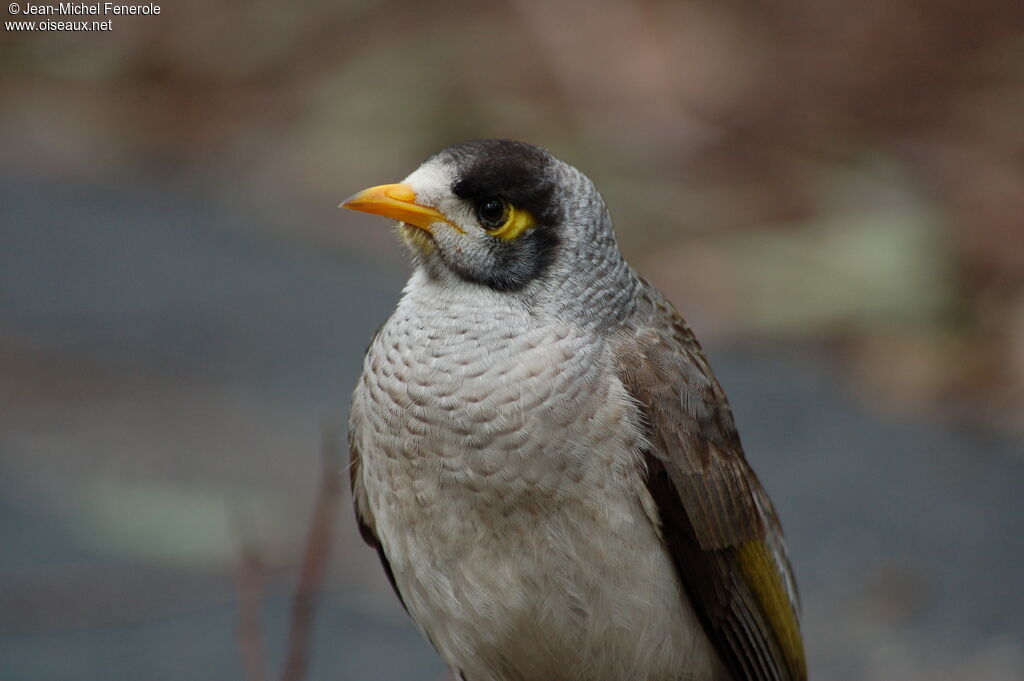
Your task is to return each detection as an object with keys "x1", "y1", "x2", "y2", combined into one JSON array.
[{"x1": 342, "y1": 139, "x2": 637, "y2": 325}]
